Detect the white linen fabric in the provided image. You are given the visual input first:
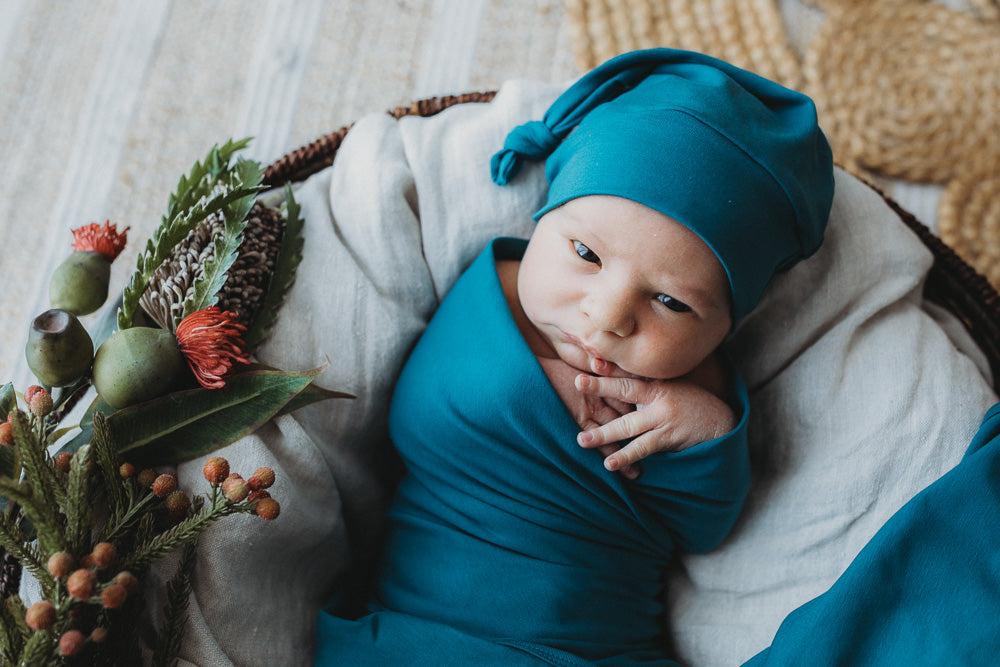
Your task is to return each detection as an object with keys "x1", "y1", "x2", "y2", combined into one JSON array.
[{"x1": 167, "y1": 79, "x2": 996, "y2": 666}]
